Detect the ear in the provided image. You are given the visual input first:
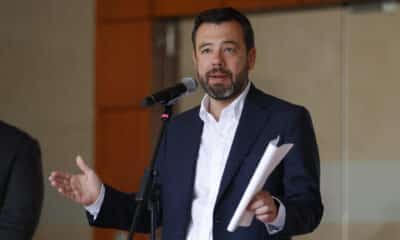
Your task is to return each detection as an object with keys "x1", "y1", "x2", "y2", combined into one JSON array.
[
  {"x1": 192, "y1": 50, "x2": 197, "y2": 65},
  {"x1": 247, "y1": 48, "x2": 256, "y2": 71}
]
